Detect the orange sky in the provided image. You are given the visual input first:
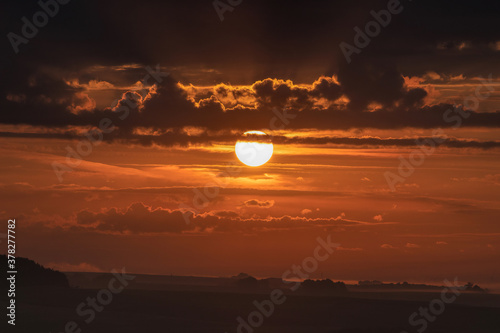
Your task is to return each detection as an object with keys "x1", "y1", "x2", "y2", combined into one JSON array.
[
  {"x1": 1, "y1": 0, "x2": 500, "y2": 292},
  {"x1": 1, "y1": 102, "x2": 499, "y2": 288}
]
